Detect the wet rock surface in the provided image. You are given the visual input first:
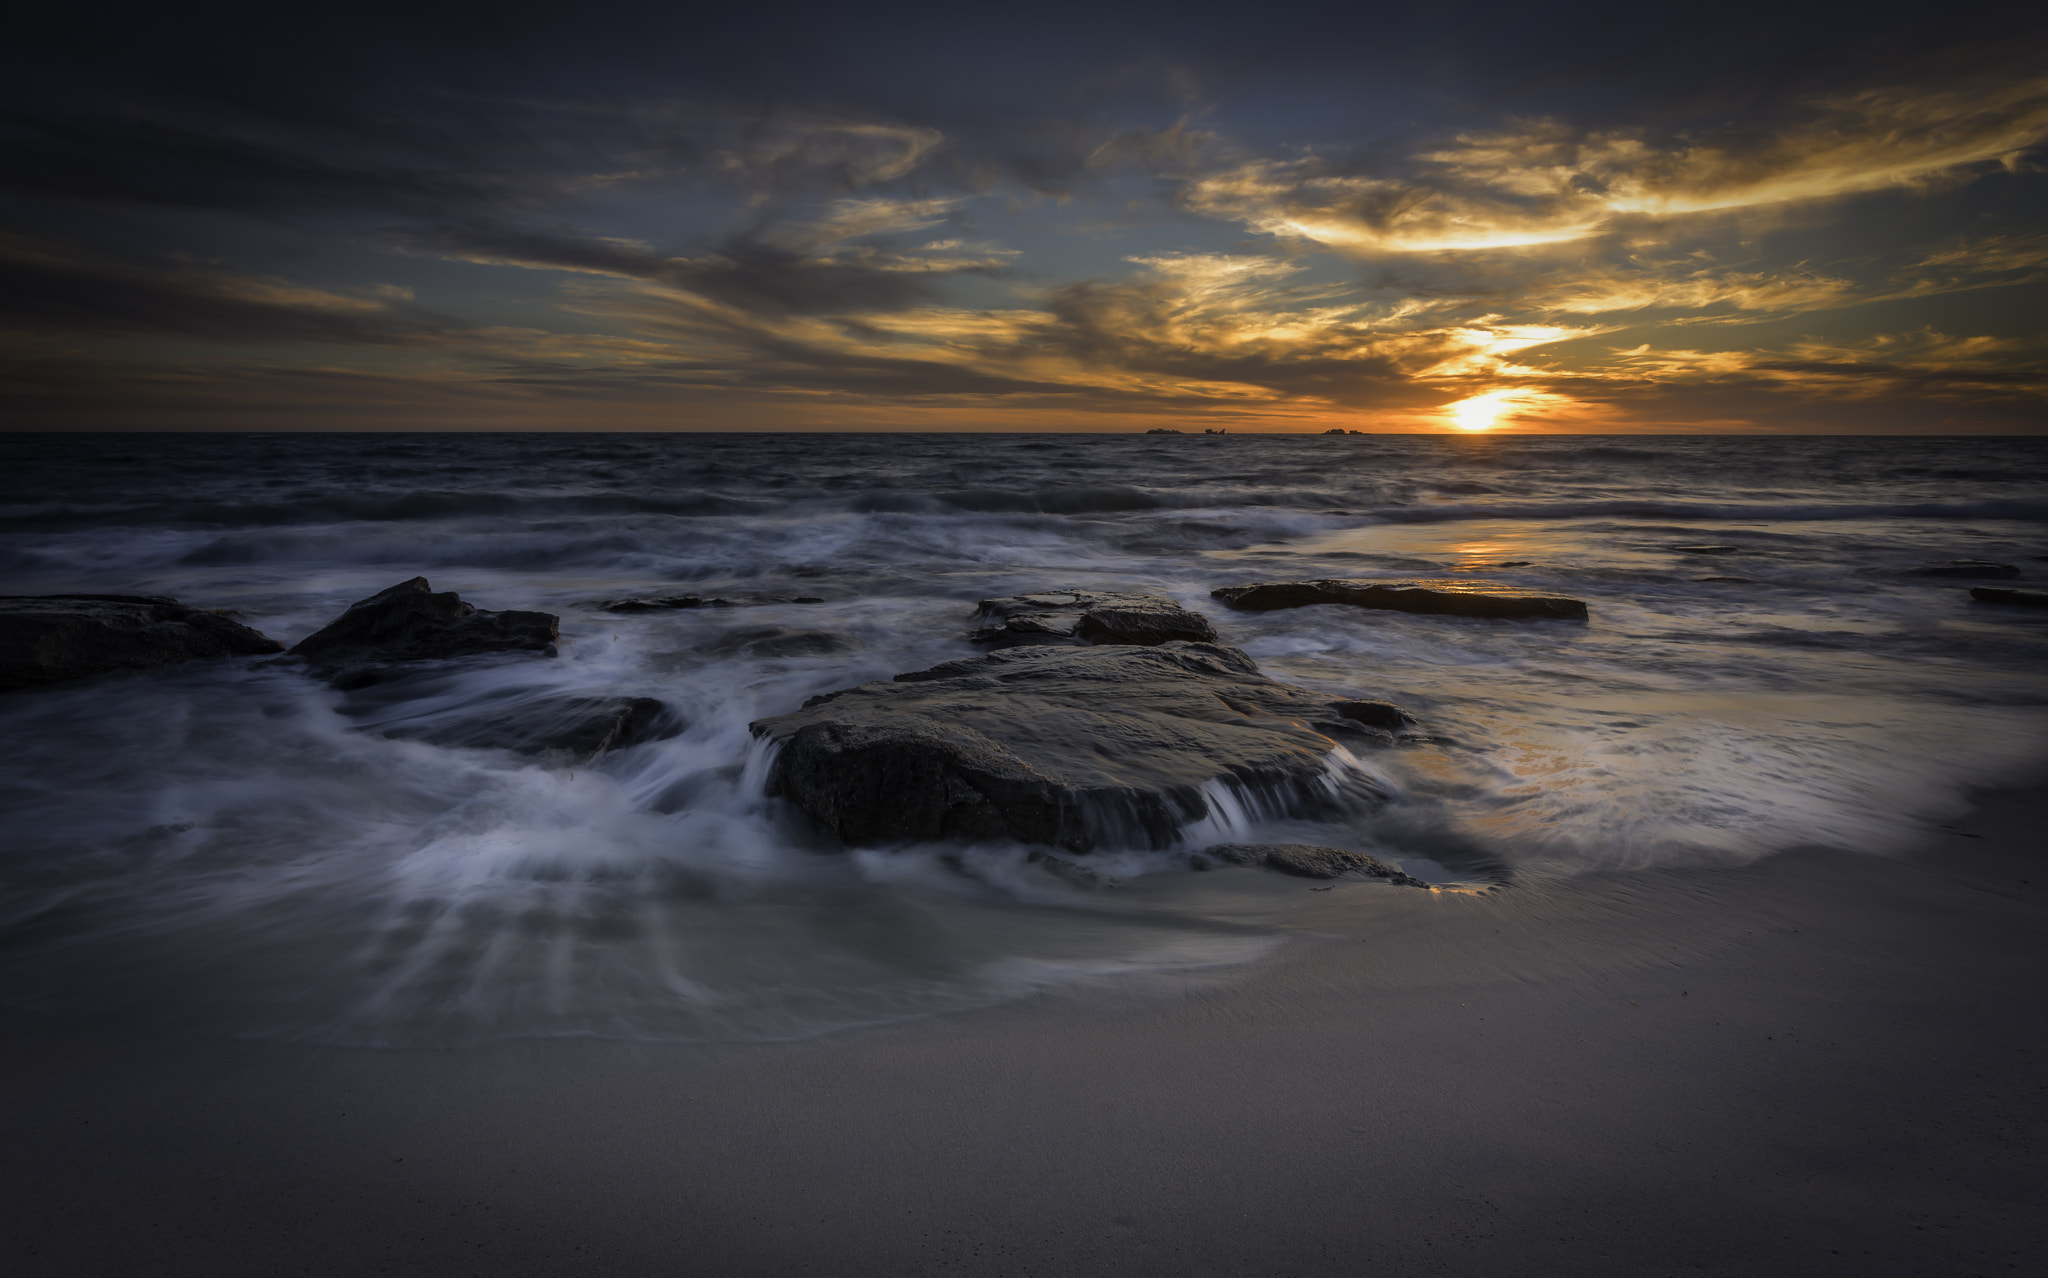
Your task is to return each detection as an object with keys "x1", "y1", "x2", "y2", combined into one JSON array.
[
  {"x1": 288, "y1": 577, "x2": 558, "y2": 688},
  {"x1": 1970, "y1": 587, "x2": 2048, "y2": 608},
  {"x1": 1910, "y1": 560, "x2": 2021, "y2": 579},
  {"x1": 0, "y1": 594, "x2": 284, "y2": 691},
  {"x1": 967, "y1": 589, "x2": 1218, "y2": 648},
  {"x1": 1213, "y1": 579, "x2": 1589, "y2": 622},
  {"x1": 750, "y1": 642, "x2": 1387, "y2": 853},
  {"x1": 1197, "y1": 842, "x2": 1430, "y2": 885}
]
